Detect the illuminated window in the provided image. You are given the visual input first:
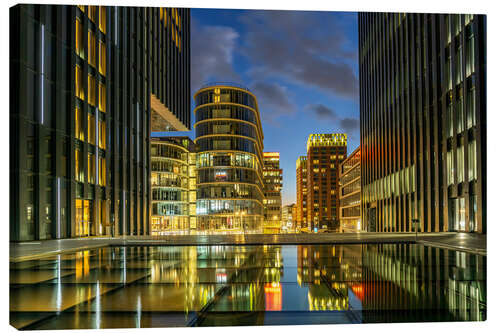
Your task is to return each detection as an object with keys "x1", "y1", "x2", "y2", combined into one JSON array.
[
  {"x1": 75, "y1": 148, "x2": 83, "y2": 182},
  {"x1": 99, "y1": 120, "x2": 106, "y2": 149},
  {"x1": 99, "y1": 6, "x2": 106, "y2": 33},
  {"x1": 75, "y1": 19, "x2": 84, "y2": 58},
  {"x1": 75, "y1": 65, "x2": 84, "y2": 99},
  {"x1": 99, "y1": 156, "x2": 106, "y2": 186},
  {"x1": 88, "y1": 153, "x2": 95, "y2": 184},
  {"x1": 88, "y1": 74, "x2": 96, "y2": 106},
  {"x1": 98, "y1": 42, "x2": 106, "y2": 76},
  {"x1": 88, "y1": 113, "x2": 95, "y2": 145},
  {"x1": 75, "y1": 106, "x2": 84, "y2": 140},
  {"x1": 88, "y1": 30, "x2": 96, "y2": 67},
  {"x1": 88, "y1": 6, "x2": 97, "y2": 23},
  {"x1": 98, "y1": 82, "x2": 106, "y2": 112}
]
